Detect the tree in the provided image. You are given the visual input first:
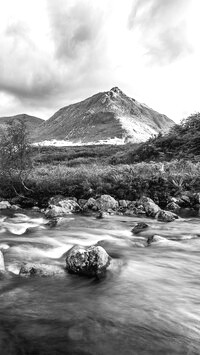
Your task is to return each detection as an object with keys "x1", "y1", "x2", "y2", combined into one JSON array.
[{"x1": 0, "y1": 119, "x2": 33, "y2": 196}]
